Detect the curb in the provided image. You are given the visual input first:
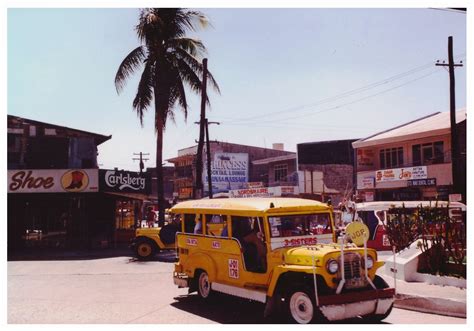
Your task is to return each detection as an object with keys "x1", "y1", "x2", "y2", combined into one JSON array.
[{"x1": 394, "y1": 293, "x2": 466, "y2": 318}]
